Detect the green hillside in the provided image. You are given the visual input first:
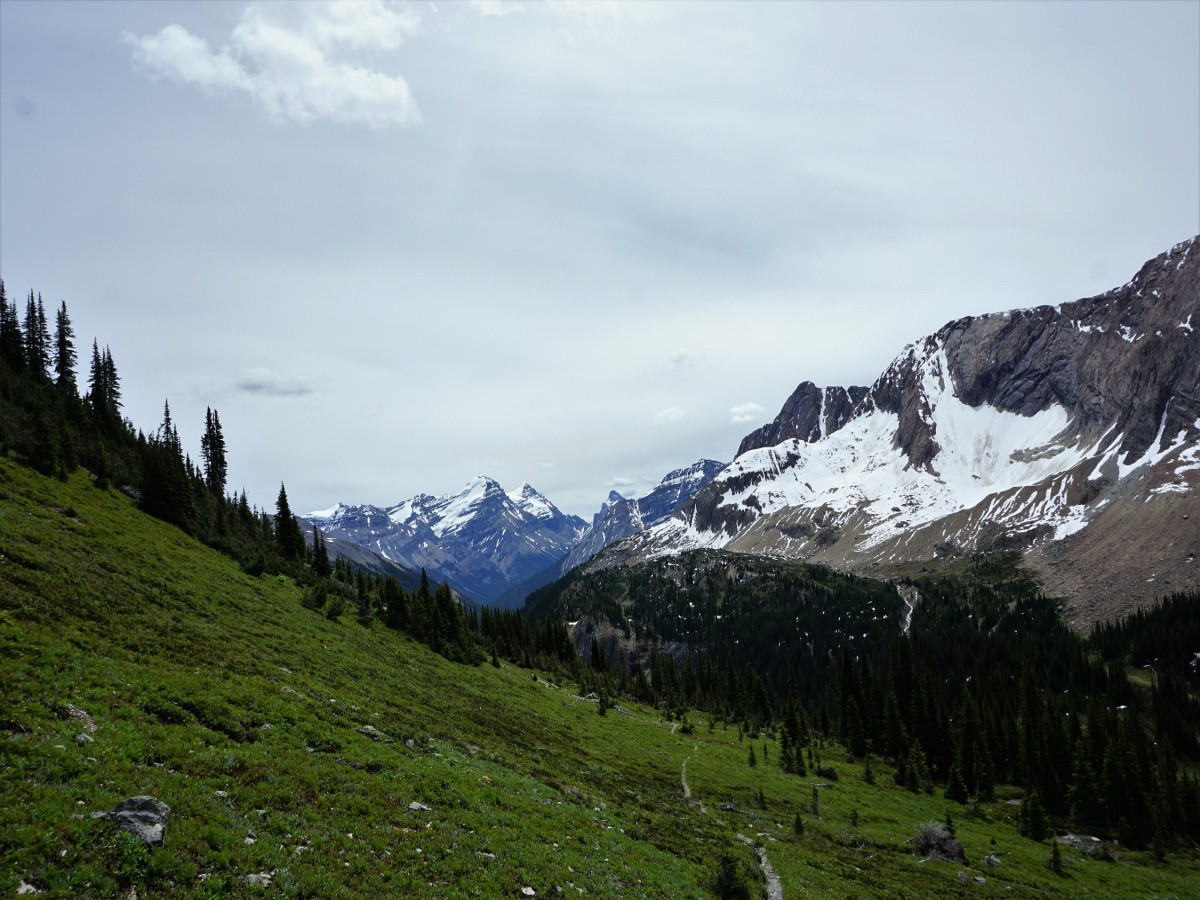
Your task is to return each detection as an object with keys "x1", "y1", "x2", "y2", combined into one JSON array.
[{"x1": 2, "y1": 458, "x2": 1198, "y2": 898}]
